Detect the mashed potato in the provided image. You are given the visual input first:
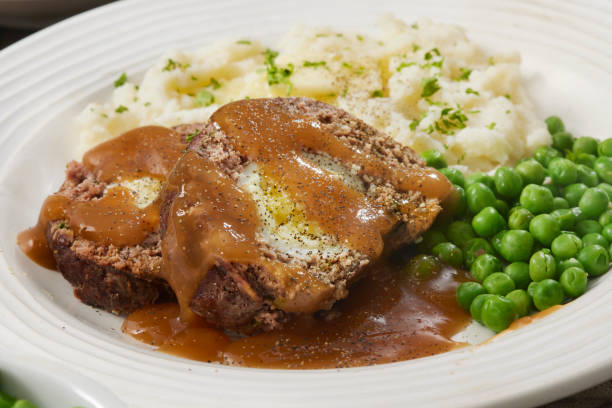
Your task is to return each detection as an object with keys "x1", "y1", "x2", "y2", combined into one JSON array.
[{"x1": 76, "y1": 16, "x2": 550, "y2": 172}]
